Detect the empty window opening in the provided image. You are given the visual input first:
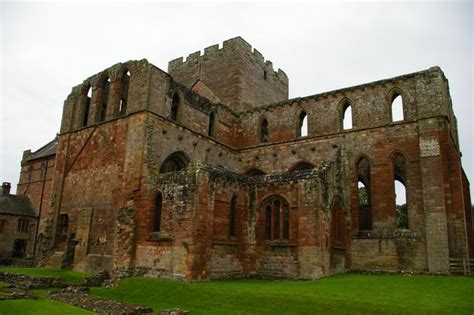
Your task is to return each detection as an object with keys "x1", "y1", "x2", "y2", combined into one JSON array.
[
  {"x1": 357, "y1": 158, "x2": 372, "y2": 230},
  {"x1": 119, "y1": 70, "x2": 130, "y2": 116},
  {"x1": 262, "y1": 196, "x2": 290, "y2": 241},
  {"x1": 229, "y1": 194, "x2": 238, "y2": 237},
  {"x1": 298, "y1": 111, "x2": 308, "y2": 137},
  {"x1": 260, "y1": 119, "x2": 269, "y2": 143},
  {"x1": 99, "y1": 77, "x2": 111, "y2": 122},
  {"x1": 263, "y1": 70, "x2": 267, "y2": 80},
  {"x1": 17, "y1": 218, "x2": 29, "y2": 233},
  {"x1": 343, "y1": 102, "x2": 352, "y2": 130},
  {"x1": 208, "y1": 112, "x2": 216, "y2": 137},
  {"x1": 12, "y1": 239, "x2": 27, "y2": 258},
  {"x1": 391, "y1": 94, "x2": 404, "y2": 122},
  {"x1": 160, "y1": 152, "x2": 189, "y2": 173},
  {"x1": 171, "y1": 93, "x2": 180, "y2": 121},
  {"x1": 395, "y1": 179, "x2": 408, "y2": 229},
  {"x1": 82, "y1": 85, "x2": 92, "y2": 127},
  {"x1": 153, "y1": 192, "x2": 163, "y2": 232}
]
